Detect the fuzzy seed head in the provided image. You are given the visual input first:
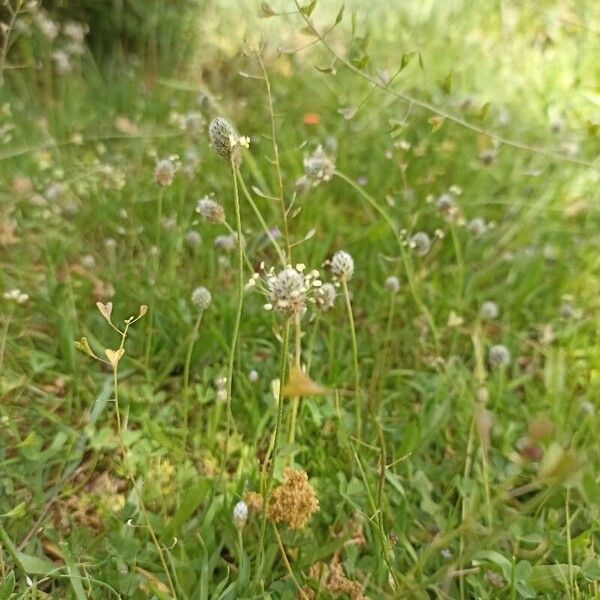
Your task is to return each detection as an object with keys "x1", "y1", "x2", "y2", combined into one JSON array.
[
  {"x1": 330, "y1": 251, "x2": 354, "y2": 280},
  {"x1": 315, "y1": 282, "x2": 336, "y2": 311},
  {"x1": 185, "y1": 230, "x2": 202, "y2": 247},
  {"x1": 385, "y1": 275, "x2": 400, "y2": 293},
  {"x1": 232, "y1": 500, "x2": 248, "y2": 529},
  {"x1": 468, "y1": 217, "x2": 487, "y2": 237},
  {"x1": 489, "y1": 344, "x2": 511, "y2": 368},
  {"x1": 410, "y1": 232, "x2": 431, "y2": 257},
  {"x1": 480, "y1": 301, "x2": 499, "y2": 321},
  {"x1": 268, "y1": 268, "x2": 307, "y2": 314},
  {"x1": 196, "y1": 196, "x2": 225, "y2": 224},
  {"x1": 208, "y1": 117, "x2": 240, "y2": 165},
  {"x1": 191, "y1": 286, "x2": 212, "y2": 310},
  {"x1": 154, "y1": 158, "x2": 176, "y2": 187}
]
